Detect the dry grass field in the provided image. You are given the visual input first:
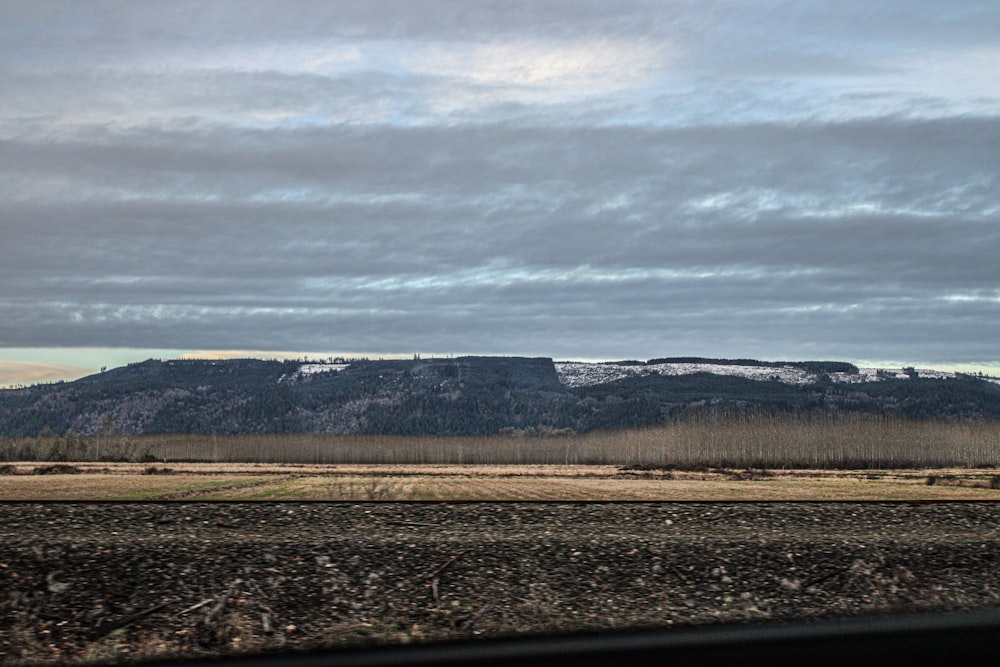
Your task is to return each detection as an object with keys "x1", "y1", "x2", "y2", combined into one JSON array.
[{"x1": 1, "y1": 462, "x2": 998, "y2": 501}]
